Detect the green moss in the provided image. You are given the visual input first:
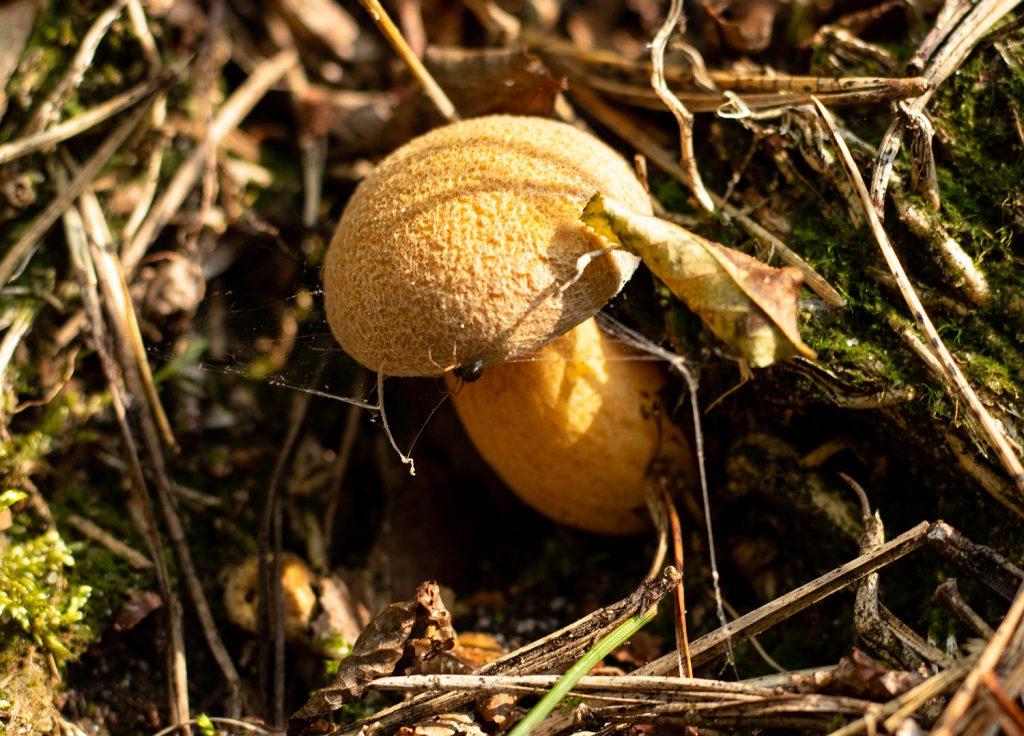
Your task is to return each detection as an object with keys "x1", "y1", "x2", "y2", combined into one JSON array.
[{"x1": 0, "y1": 492, "x2": 91, "y2": 658}]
